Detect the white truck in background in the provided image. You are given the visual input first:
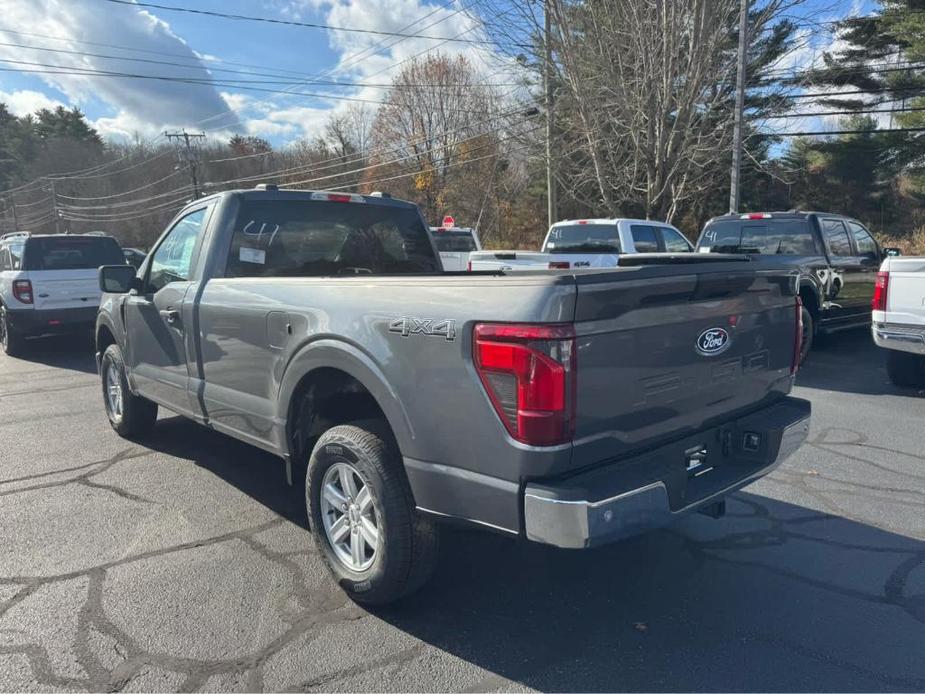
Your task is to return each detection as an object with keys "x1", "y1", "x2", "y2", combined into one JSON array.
[
  {"x1": 467, "y1": 218, "x2": 693, "y2": 271},
  {"x1": 872, "y1": 255, "x2": 925, "y2": 387},
  {"x1": 428, "y1": 217, "x2": 482, "y2": 272}
]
